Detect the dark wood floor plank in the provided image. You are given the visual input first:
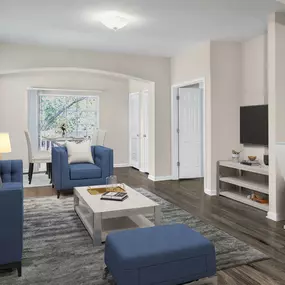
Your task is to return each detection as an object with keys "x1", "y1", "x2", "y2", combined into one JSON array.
[
  {"x1": 218, "y1": 264, "x2": 281, "y2": 285},
  {"x1": 249, "y1": 259, "x2": 285, "y2": 284}
]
